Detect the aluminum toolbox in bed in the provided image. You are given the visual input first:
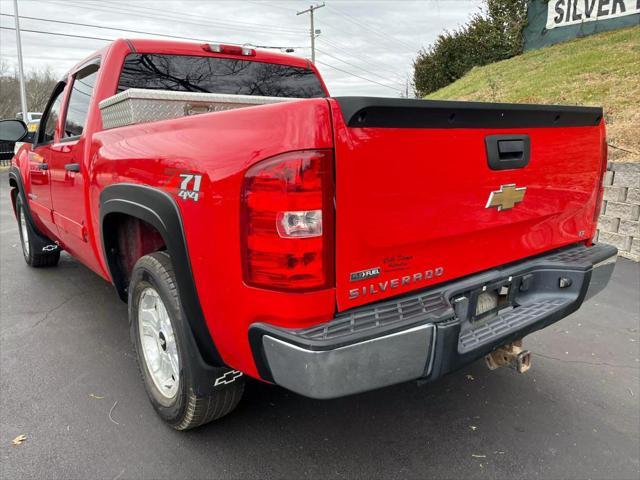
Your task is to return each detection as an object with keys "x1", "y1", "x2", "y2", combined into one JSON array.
[{"x1": 99, "y1": 88, "x2": 296, "y2": 129}]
